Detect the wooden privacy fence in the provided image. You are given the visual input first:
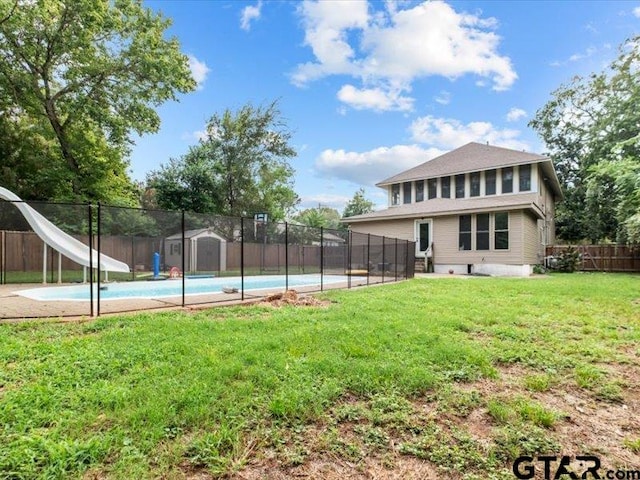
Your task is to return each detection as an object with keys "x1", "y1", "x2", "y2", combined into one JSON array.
[
  {"x1": 0, "y1": 230, "x2": 163, "y2": 273},
  {"x1": 0, "y1": 231, "x2": 352, "y2": 275},
  {"x1": 546, "y1": 245, "x2": 640, "y2": 272}
]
